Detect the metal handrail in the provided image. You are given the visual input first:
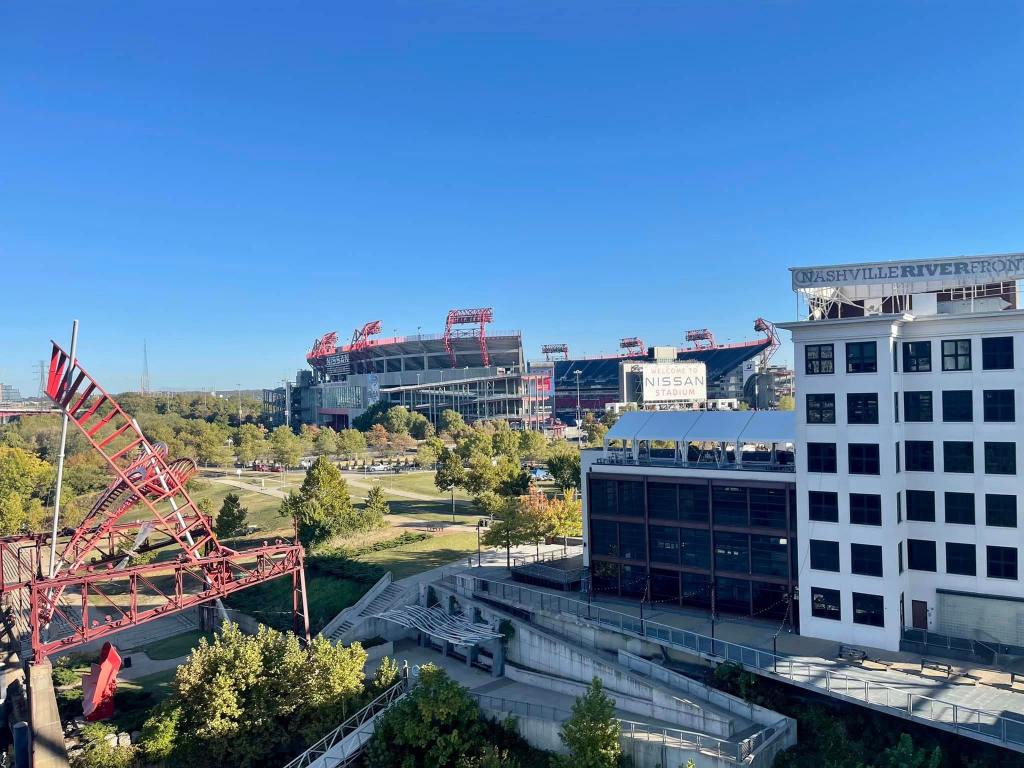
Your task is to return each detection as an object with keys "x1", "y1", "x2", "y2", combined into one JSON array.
[
  {"x1": 283, "y1": 679, "x2": 409, "y2": 768},
  {"x1": 444, "y1": 573, "x2": 1024, "y2": 749}
]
